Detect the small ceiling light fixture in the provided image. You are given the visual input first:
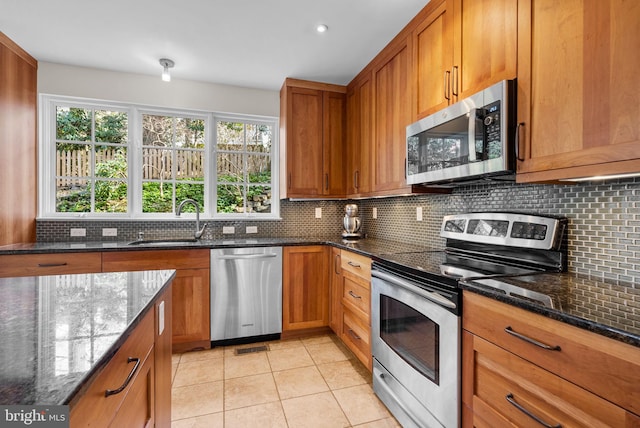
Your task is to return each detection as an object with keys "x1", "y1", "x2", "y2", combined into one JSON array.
[
  {"x1": 159, "y1": 58, "x2": 175, "y2": 82},
  {"x1": 316, "y1": 24, "x2": 328, "y2": 33}
]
